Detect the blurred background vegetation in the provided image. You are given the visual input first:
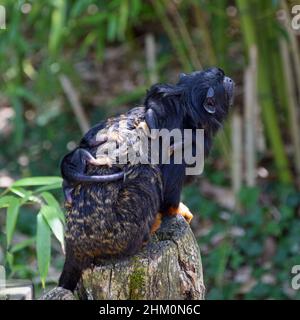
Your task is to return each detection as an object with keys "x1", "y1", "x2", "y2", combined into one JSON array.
[{"x1": 0, "y1": 0, "x2": 300, "y2": 299}]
